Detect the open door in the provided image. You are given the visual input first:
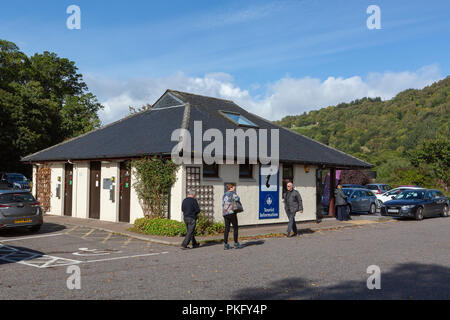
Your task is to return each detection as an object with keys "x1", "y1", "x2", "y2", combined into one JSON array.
[
  {"x1": 89, "y1": 161, "x2": 101, "y2": 219},
  {"x1": 64, "y1": 163, "x2": 73, "y2": 216},
  {"x1": 119, "y1": 162, "x2": 131, "y2": 223}
]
